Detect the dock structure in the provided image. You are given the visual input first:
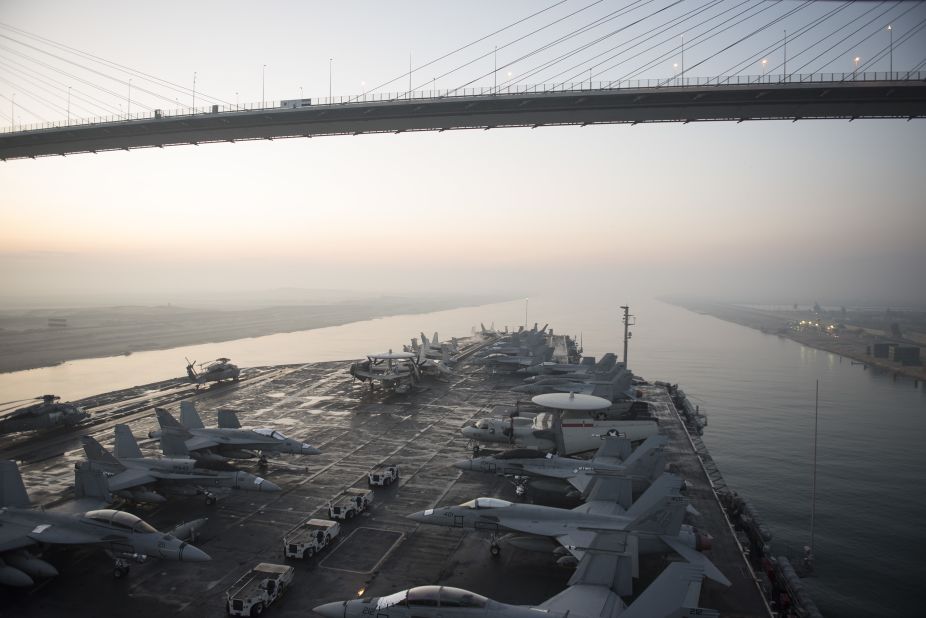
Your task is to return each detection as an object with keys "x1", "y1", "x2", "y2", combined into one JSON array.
[{"x1": 3, "y1": 351, "x2": 771, "y2": 617}]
